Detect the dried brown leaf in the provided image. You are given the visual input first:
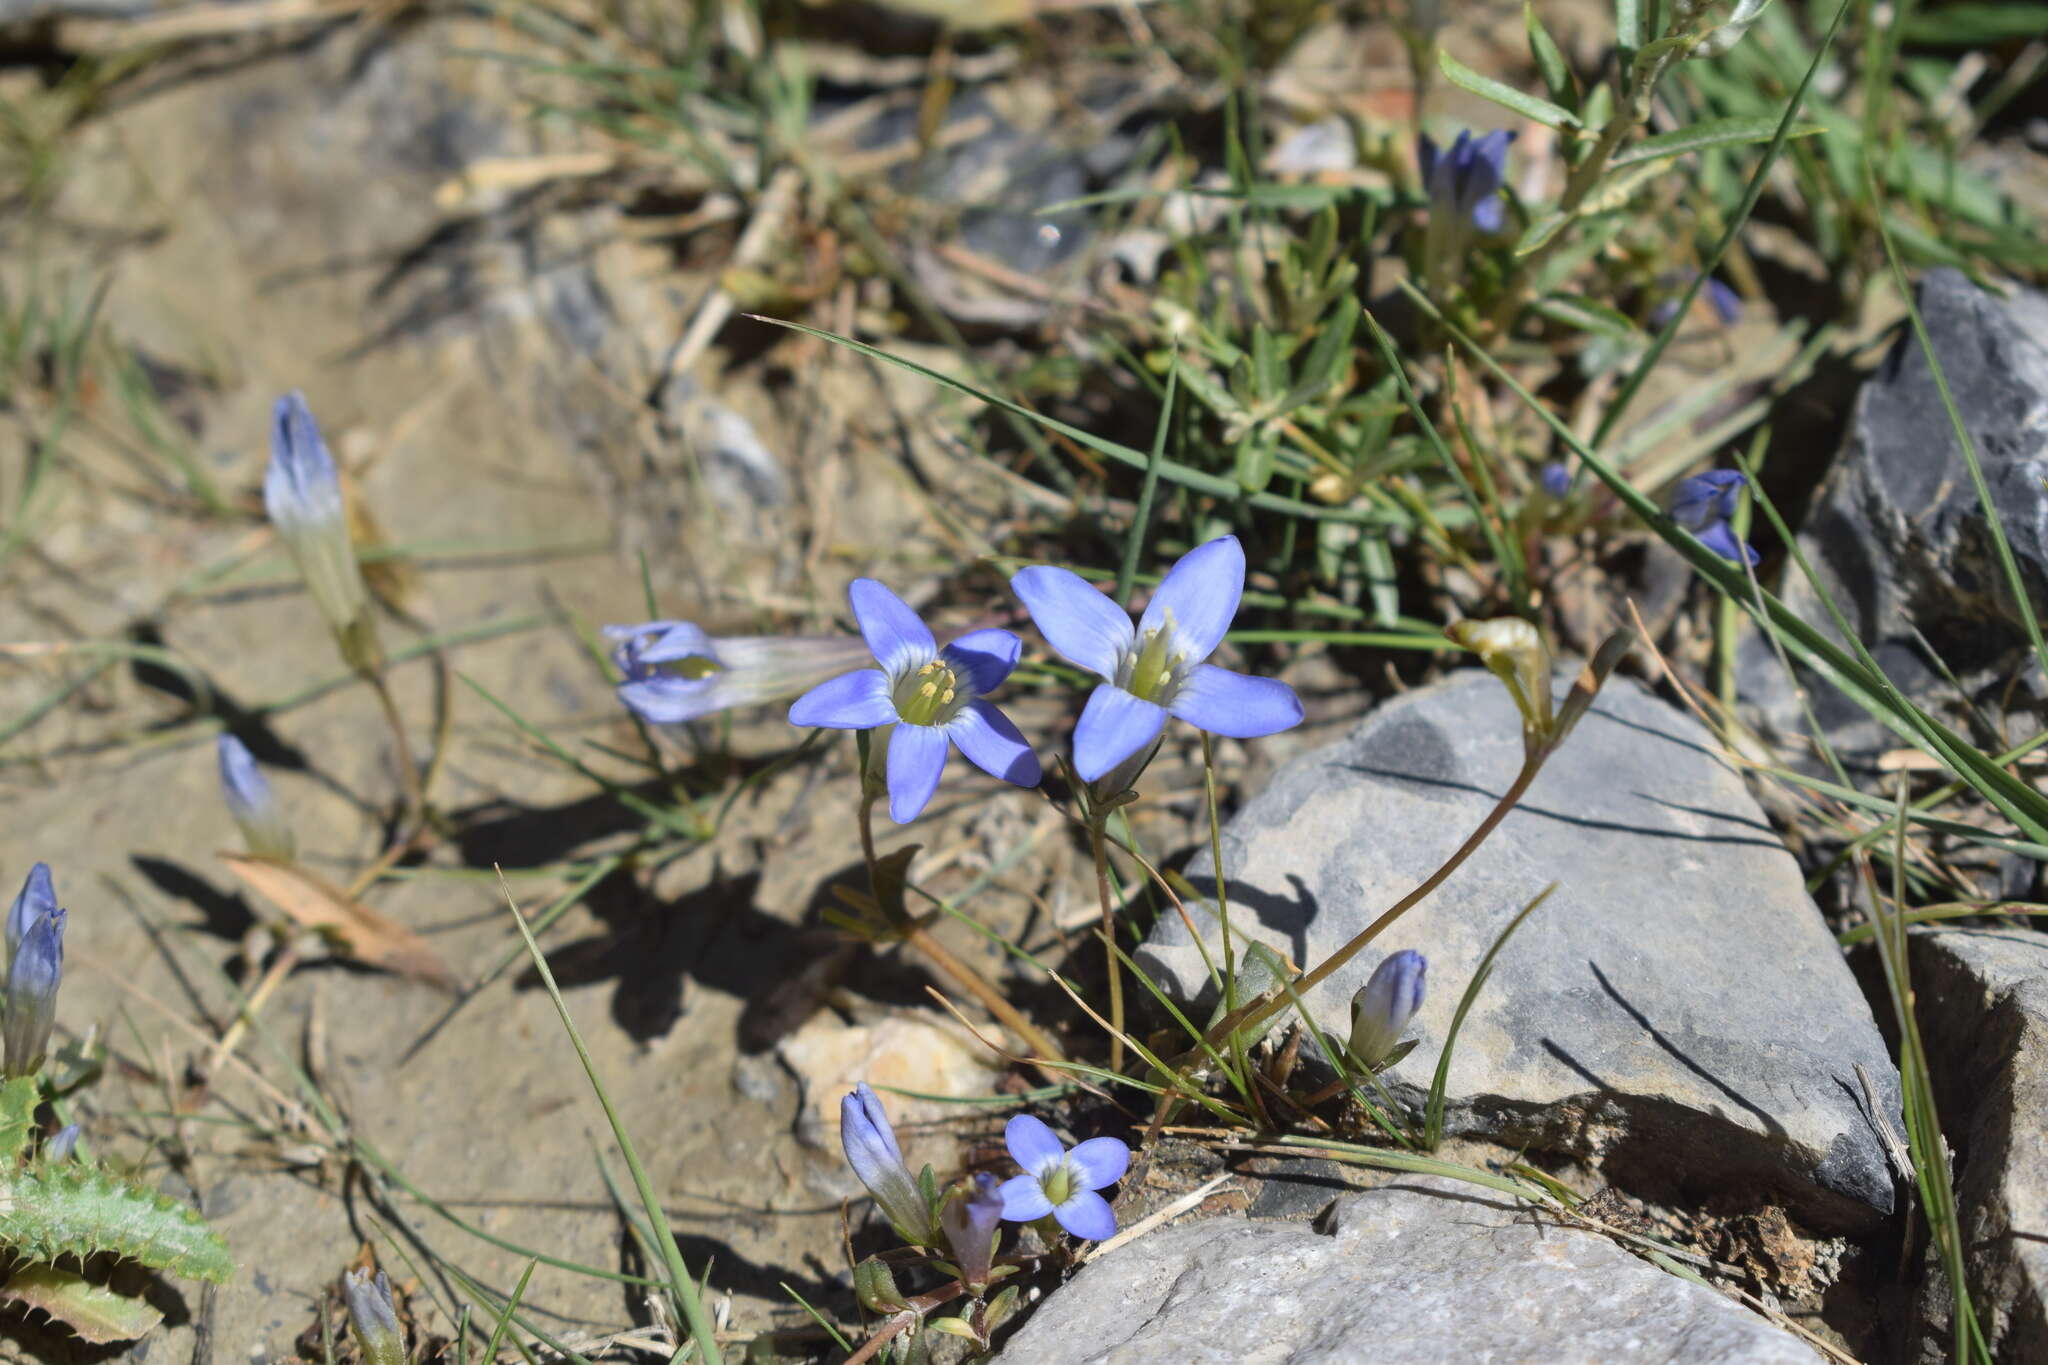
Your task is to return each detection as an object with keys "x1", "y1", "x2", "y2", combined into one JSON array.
[{"x1": 221, "y1": 853, "x2": 459, "y2": 991}]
